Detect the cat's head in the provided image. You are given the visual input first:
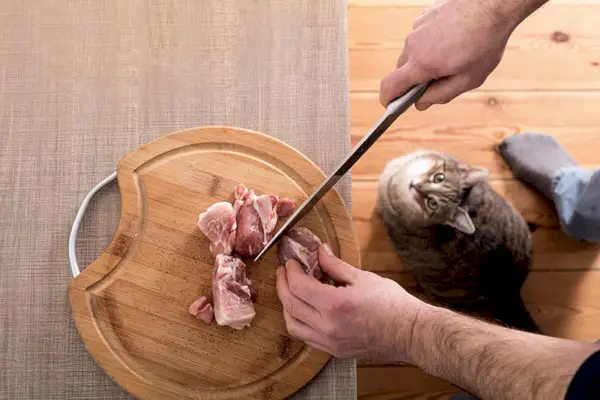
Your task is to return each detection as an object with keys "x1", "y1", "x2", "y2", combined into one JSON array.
[{"x1": 377, "y1": 150, "x2": 489, "y2": 234}]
